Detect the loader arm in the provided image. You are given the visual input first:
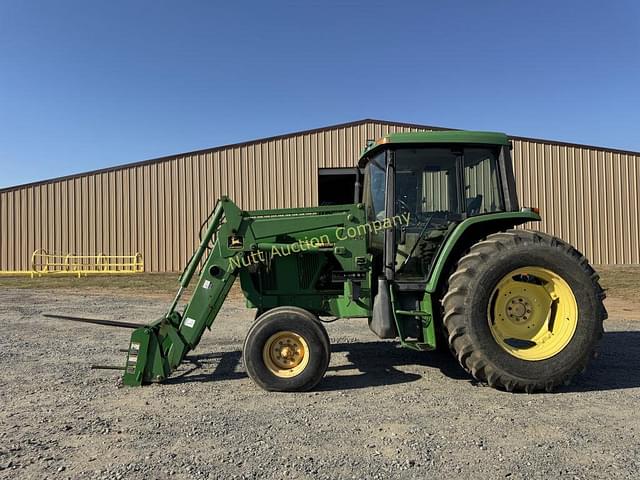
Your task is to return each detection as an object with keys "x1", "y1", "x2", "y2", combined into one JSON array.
[{"x1": 123, "y1": 197, "x2": 245, "y2": 385}]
